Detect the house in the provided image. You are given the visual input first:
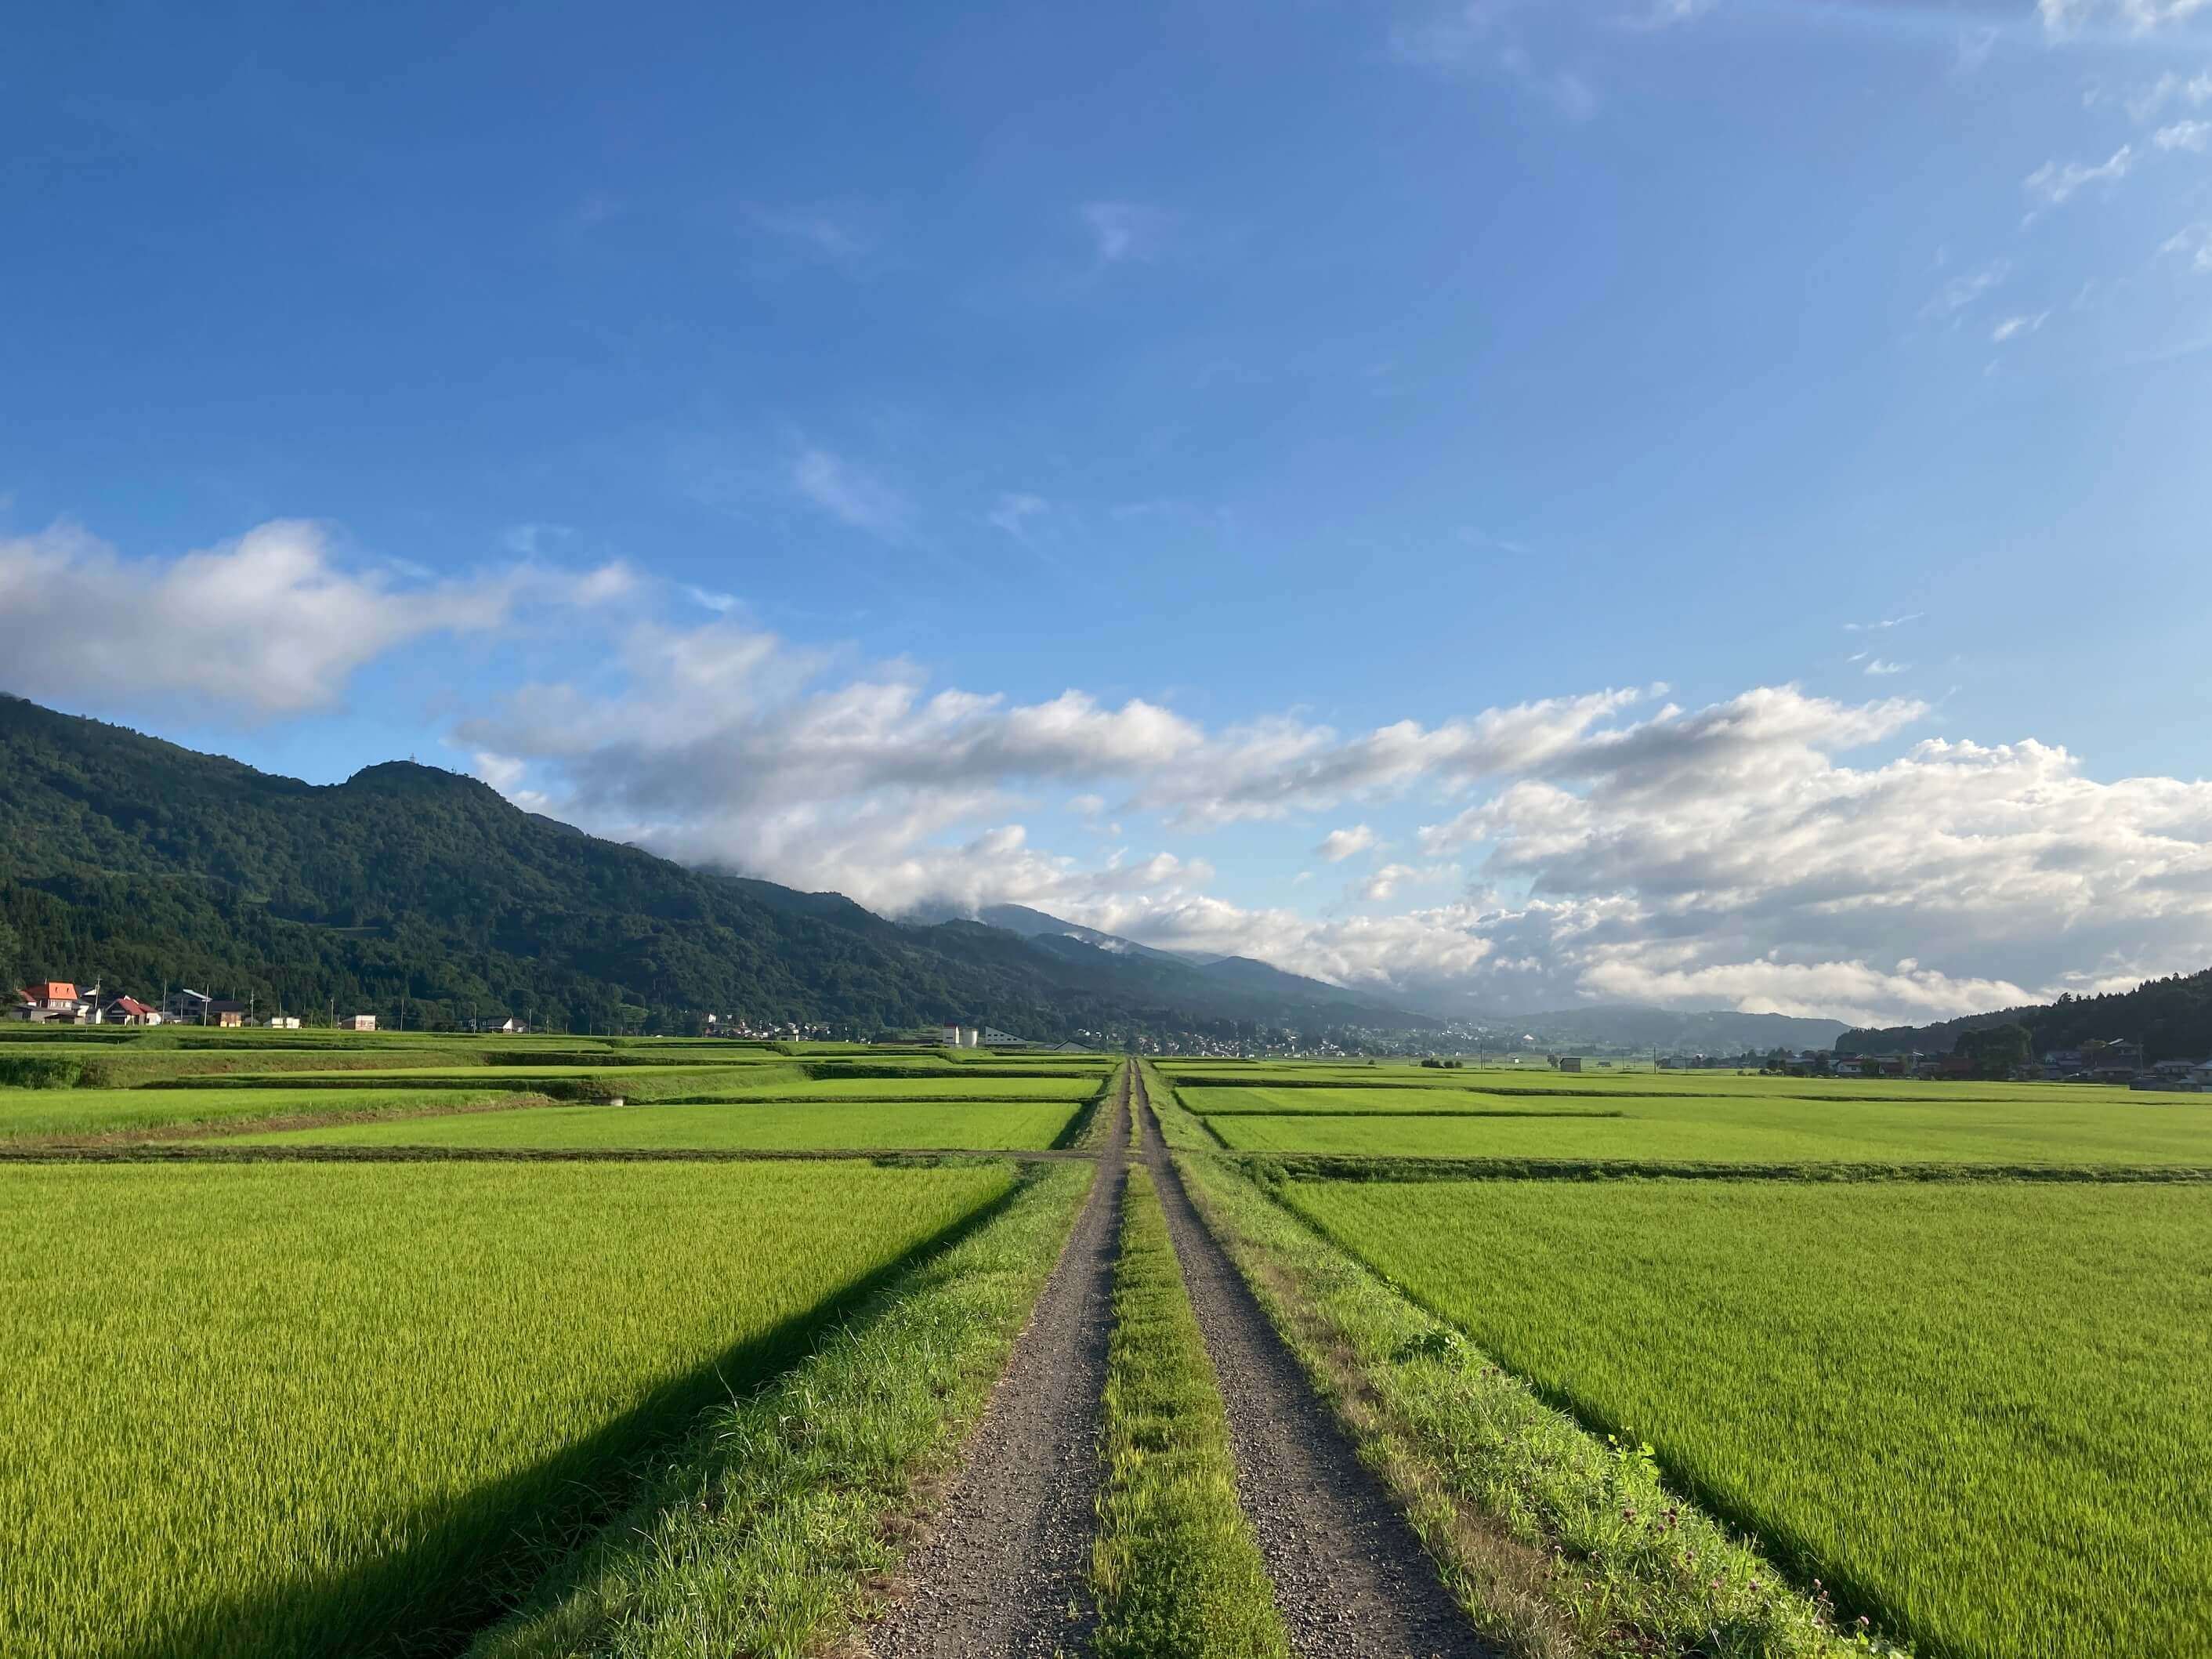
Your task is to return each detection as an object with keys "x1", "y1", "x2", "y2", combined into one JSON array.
[
  {"x1": 262, "y1": 1016, "x2": 302, "y2": 1030},
  {"x1": 343, "y1": 1014, "x2": 378, "y2": 1032},
  {"x1": 15, "y1": 982, "x2": 99, "y2": 1023},
  {"x1": 104, "y1": 997, "x2": 161, "y2": 1026},
  {"x1": 1555, "y1": 1056, "x2": 1583, "y2": 1073},
  {"x1": 164, "y1": 994, "x2": 248, "y2": 1027}
]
